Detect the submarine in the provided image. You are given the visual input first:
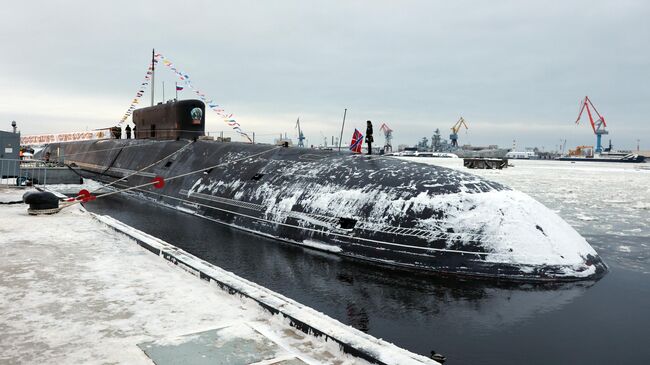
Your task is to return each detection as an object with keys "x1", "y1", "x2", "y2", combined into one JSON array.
[{"x1": 41, "y1": 99, "x2": 607, "y2": 282}]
